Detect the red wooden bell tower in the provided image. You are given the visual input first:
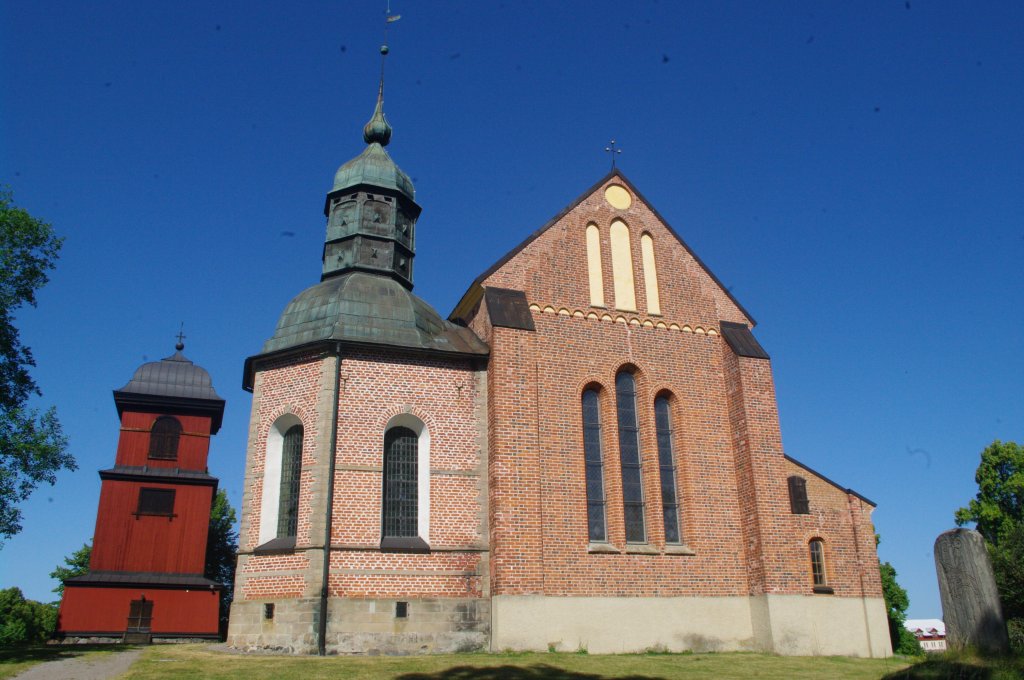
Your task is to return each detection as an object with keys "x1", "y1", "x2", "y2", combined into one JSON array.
[{"x1": 57, "y1": 342, "x2": 226, "y2": 641}]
